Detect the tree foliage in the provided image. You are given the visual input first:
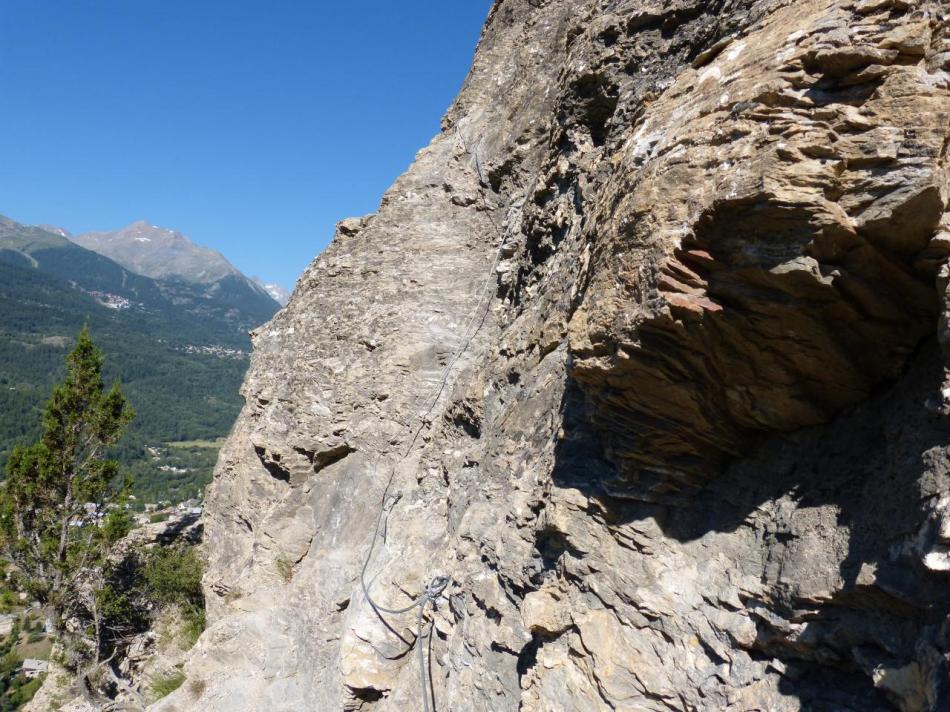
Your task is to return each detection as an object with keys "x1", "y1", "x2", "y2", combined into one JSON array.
[
  {"x1": 143, "y1": 545, "x2": 205, "y2": 643},
  {"x1": 95, "y1": 543, "x2": 206, "y2": 657},
  {"x1": 0, "y1": 259, "x2": 248, "y2": 504},
  {"x1": 0, "y1": 326, "x2": 133, "y2": 633},
  {"x1": 0, "y1": 326, "x2": 209, "y2": 708}
]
